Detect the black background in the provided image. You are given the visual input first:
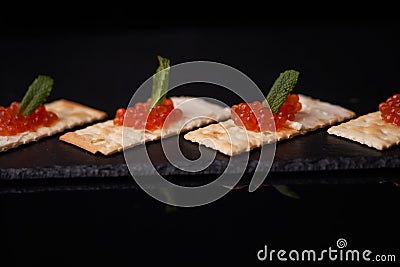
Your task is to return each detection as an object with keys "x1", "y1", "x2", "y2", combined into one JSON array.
[{"x1": 1, "y1": 3, "x2": 400, "y2": 266}]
